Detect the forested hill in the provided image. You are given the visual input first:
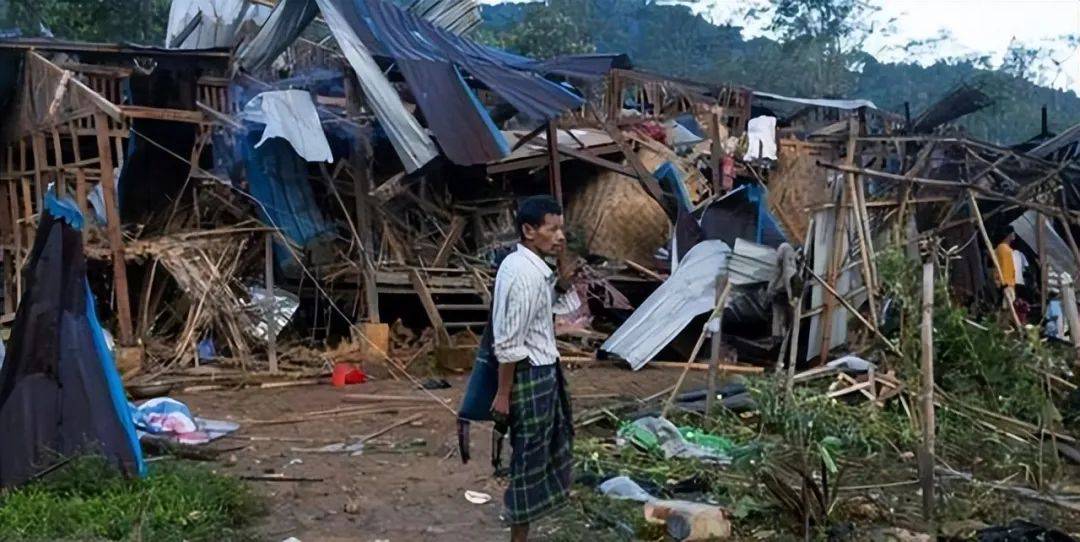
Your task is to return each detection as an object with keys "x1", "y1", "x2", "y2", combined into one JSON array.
[{"x1": 479, "y1": 1, "x2": 1080, "y2": 145}]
